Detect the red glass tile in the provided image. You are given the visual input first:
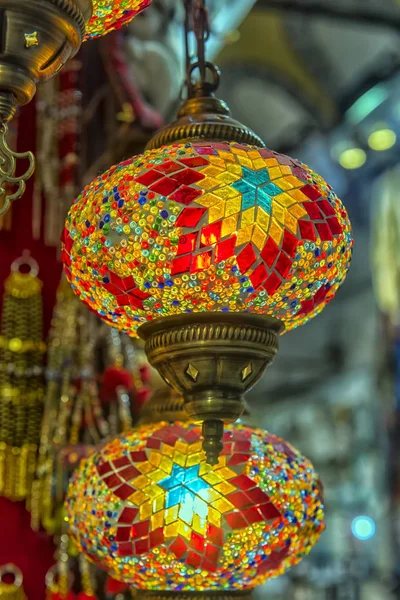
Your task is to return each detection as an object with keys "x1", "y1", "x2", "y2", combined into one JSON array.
[
  {"x1": 260, "y1": 238, "x2": 280, "y2": 268},
  {"x1": 187, "y1": 551, "x2": 202, "y2": 568},
  {"x1": 164, "y1": 434, "x2": 178, "y2": 446},
  {"x1": 177, "y1": 232, "x2": 198, "y2": 256},
  {"x1": 146, "y1": 438, "x2": 161, "y2": 450},
  {"x1": 116, "y1": 527, "x2": 131, "y2": 542},
  {"x1": 104, "y1": 283, "x2": 121, "y2": 296},
  {"x1": 225, "y1": 512, "x2": 248, "y2": 529},
  {"x1": 118, "y1": 542, "x2": 133, "y2": 557},
  {"x1": 191, "y1": 531, "x2": 205, "y2": 554},
  {"x1": 245, "y1": 488, "x2": 270, "y2": 505},
  {"x1": 250, "y1": 263, "x2": 267, "y2": 289},
  {"x1": 297, "y1": 298, "x2": 315, "y2": 315},
  {"x1": 115, "y1": 294, "x2": 131, "y2": 308},
  {"x1": 131, "y1": 520, "x2": 149, "y2": 540},
  {"x1": 314, "y1": 285, "x2": 328, "y2": 305},
  {"x1": 172, "y1": 168, "x2": 205, "y2": 186},
  {"x1": 119, "y1": 466, "x2": 140, "y2": 481},
  {"x1": 237, "y1": 243, "x2": 257, "y2": 274},
  {"x1": 298, "y1": 220, "x2": 316, "y2": 242},
  {"x1": 316, "y1": 222, "x2": 333, "y2": 241},
  {"x1": 303, "y1": 201, "x2": 323, "y2": 220},
  {"x1": 135, "y1": 170, "x2": 163, "y2": 186},
  {"x1": 259, "y1": 149, "x2": 276, "y2": 159},
  {"x1": 103, "y1": 474, "x2": 123, "y2": 488},
  {"x1": 194, "y1": 146, "x2": 217, "y2": 155},
  {"x1": 221, "y1": 442, "x2": 233, "y2": 456},
  {"x1": 191, "y1": 251, "x2": 212, "y2": 273},
  {"x1": 215, "y1": 236, "x2": 236, "y2": 263},
  {"x1": 114, "y1": 484, "x2": 135, "y2": 501},
  {"x1": 202, "y1": 559, "x2": 218, "y2": 573},
  {"x1": 135, "y1": 538, "x2": 149, "y2": 555},
  {"x1": 327, "y1": 217, "x2": 342, "y2": 236},
  {"x1": 171, "y1": 254, "x2": 192, "y2": 276},
  {"x1": 155, "y1": 161, "x2": 182, "y2": 175},
  {"x1": 264, "y1": 273, "x2": 282, "y2": 295},
  {"x1": 121, "y1": 275, "x2": 136, "y2": 291},
  {"x1": 130, "y1": 288, "x2": 151, "y2": 301},
  {"x1": 180, "y1": 156, "x2": 209, "y2": 168},
  {"x1": 200, "y1": 221, "x2": 222, "y2": 247},
  {"x1": 275, "y1": 252, "x2": 292, "y2": 279},
  {"x1": 118, "y1": 507, "x2": 138, "y2": 524},
  {"x1": 126, "y1": 295, "x2": 144, "y2": 310},
  {"x1": 234, "y1": 441, "x2": 251, "y2": 453},
  {"x1": 227, "y1": 492, "x2": 251, "y2": 509},
  {"x1": 227, "y1": 453, "x2": 251, "y2": 466},
  {"x1": 112, "y1": 456, "x2": 130, "y2": 470},
  {"x1": 150, "y1": 527, "x2": 165, "y2": 548},
  {"x1": 130, "y1": 451, "x2": 147, "y2": 463},
  {"x1": 205, "y1": 544, "x2": 220, "y2": 563},
  {"x1": 176, "y1": 207, "x2": 207, "y2": 228},
  {"x1": 242, "y1": 507, "x2": 264, "y2": 524},
  {"x1": 230, "y1": 475, "x2": 255, "y2": 491},
  {"x1": 257, "y1": 547, "x2": 289, "y2": 575},
  {"x1": 318, "y1": 199, "x2": 336, "y2": 217},
  {"x1": 301, "y1": 184, "x2": 321, "y2": 201},
  {"x1": 282, "y1": 230, "x2": 298, "y2": 258},
  {"x1": 207, "y1": 524, "x2": 223, "y2": 547},
  {"x1": 259, "y1": 503, "x2": 281, "y2": 520},
  {"x1": 97, "y1": 461, "x2": 112, "y2": 476},
  {"x1": 169, "y1": 186, "x2": 203, "y2": 205},
  {"x1": 149, "y1": 177, "x2": 180, "y2": 196},
  {"x1": 183, "y1": 430, "x2": 198, "y2": 443},
  {"x1": 170, "y1": 537, "x2": 187, "y2": 559}
]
